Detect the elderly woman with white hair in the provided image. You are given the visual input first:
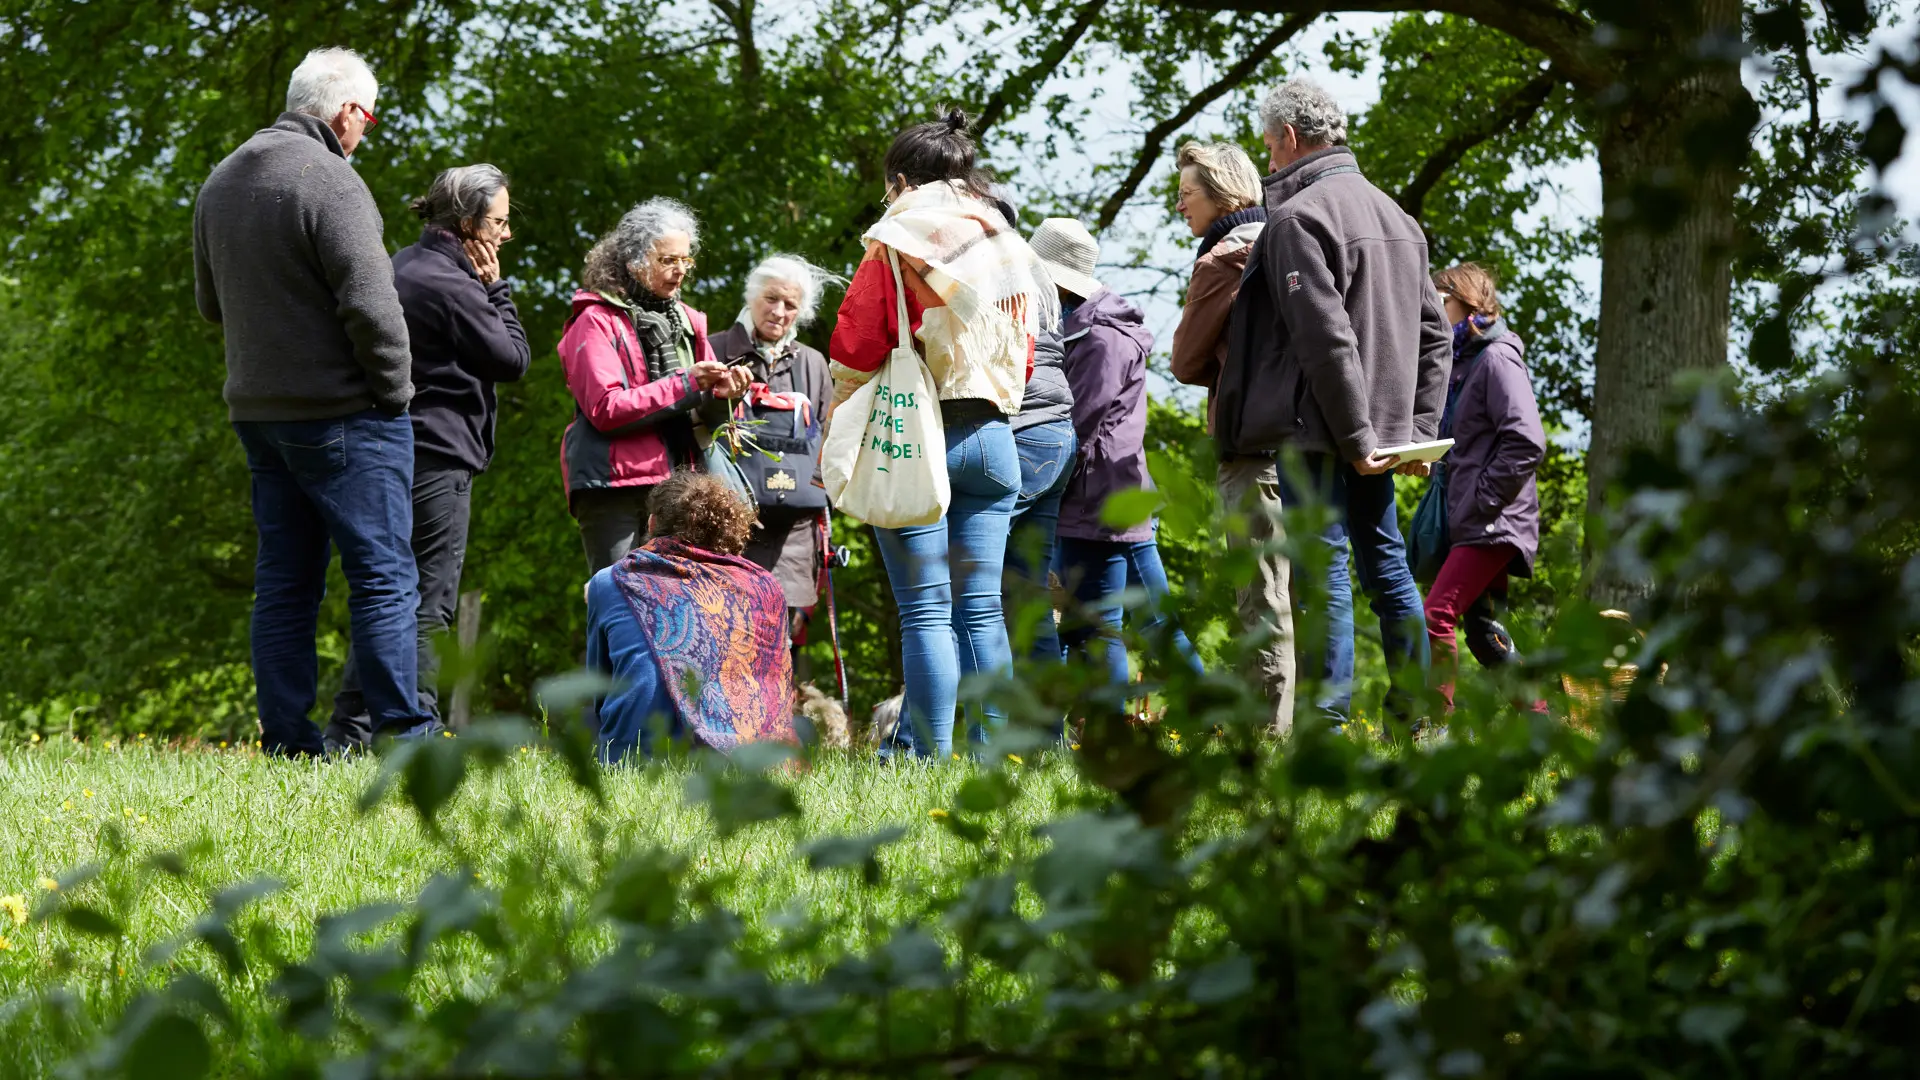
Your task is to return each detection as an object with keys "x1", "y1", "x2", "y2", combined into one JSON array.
[
  {"x1": 559, "y1": 198, "x2": 750, "y2": 574},
  {"x1": 324, "y1": 162, "x2": 532, "y2": 748},
  {"x1": 711, "y1": 255, "x2": 841, "y2": 671}
]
